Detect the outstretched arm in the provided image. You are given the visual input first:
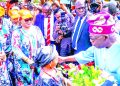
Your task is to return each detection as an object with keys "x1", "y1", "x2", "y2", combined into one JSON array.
[{"x1": 58, "y1": 55, "x2": 76, "y2": 63}]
